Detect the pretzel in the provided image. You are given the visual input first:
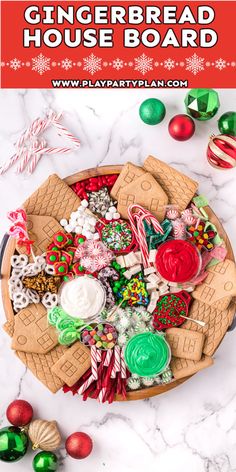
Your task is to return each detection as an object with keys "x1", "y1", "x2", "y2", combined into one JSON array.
[
  {"x1": 21, "y1": 263, "x2": 41, "y2": 276},
  {"x1": 45, "y1": 264, "x2": 55, "y2": 275},
  {"x1": 42, "y1": 292, "x2": 58, "y2": 309},
  {"x1": 11, "y1": 267, "x2": 24, "y2": 277},
  {"x1": 25, "y1": 288, "x2": 40, "y2": 304},
  {"x1": 34, "y1": 255, "x2": 46, "y2": 270},
  {"x1": 11, "y1": 254, "x2": 28, "y2": 268},
  {"x1": 13, "y1": 291, "x2": 29, "y2": 310},
  {"x1": 8, "y1": 276, "x2": 23, "y2": 291}
]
